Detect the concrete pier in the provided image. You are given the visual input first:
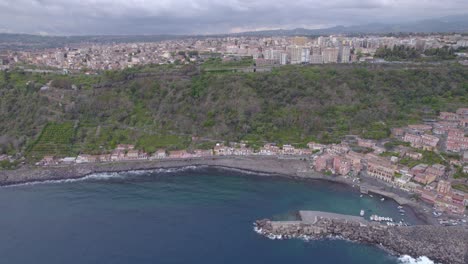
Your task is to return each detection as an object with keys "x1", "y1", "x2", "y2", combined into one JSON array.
[{"x1": 299, "y1": 211, "x2": 369, "y2": 225}]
